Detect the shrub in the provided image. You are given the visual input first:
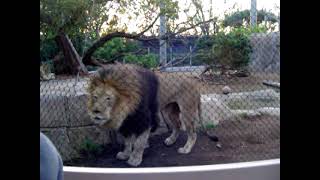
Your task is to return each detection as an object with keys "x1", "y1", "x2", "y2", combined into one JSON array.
[
  {"x1": 94, "y1": 38, "x2": 130, "y2": 61},
  {"x1": 94, "y1": 38, "x2": 158, "y2": 68},
  {"x1": 124, "y1": 54, "x2": 158, "y2": 69},
  {"x1": 198, "y1": 26, "x2": 267, "y2": 71},
  {"x1": 212, "y1": 28, "x2": 253, "y2": 70},
  {"x1": 80, "y1": 138, "x2": 103, "y2": 159},
  {"x1": 40, "y1": 38, "x2": 59, "y2": 62}
]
